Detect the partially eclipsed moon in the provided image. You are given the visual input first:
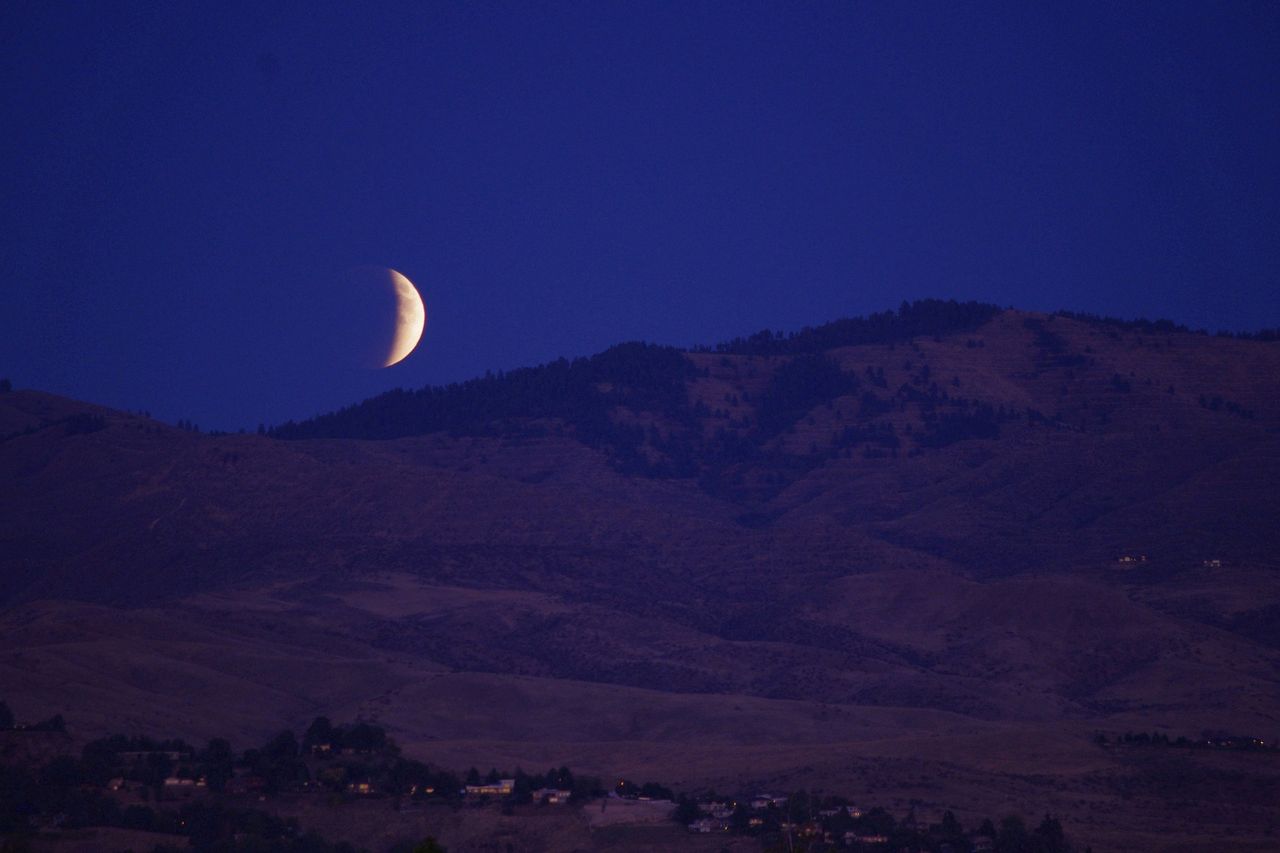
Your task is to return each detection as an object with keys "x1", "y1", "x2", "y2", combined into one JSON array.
[{"x1": 384, "y1": 269, "x2": 426, "y2": 367}]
